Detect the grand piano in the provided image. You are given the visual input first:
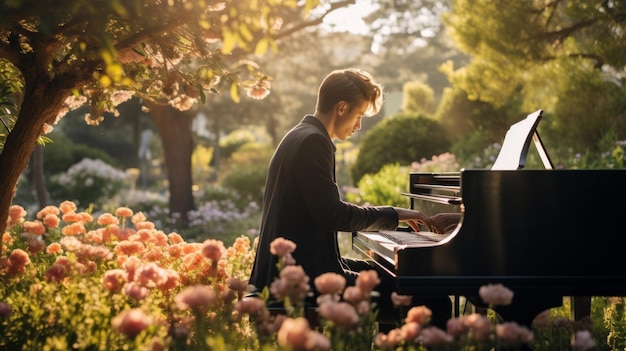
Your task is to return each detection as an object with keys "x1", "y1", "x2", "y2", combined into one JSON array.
[{"x1": 352, "y1": 109, "x2": 626, "y2": 326}]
